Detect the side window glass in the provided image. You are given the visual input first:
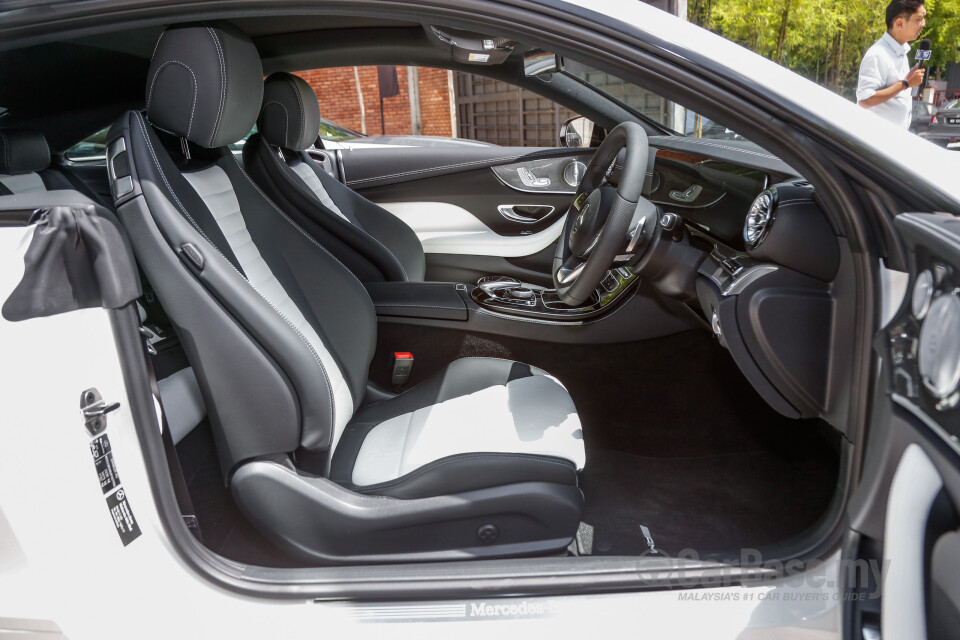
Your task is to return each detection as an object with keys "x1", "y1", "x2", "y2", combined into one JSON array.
[
  {"x1": 292, "y1": 66, "x2": 577, "y2": 148},
  {"x1": 64, "y1": 128, "x2": 108, "y2": 162}
]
